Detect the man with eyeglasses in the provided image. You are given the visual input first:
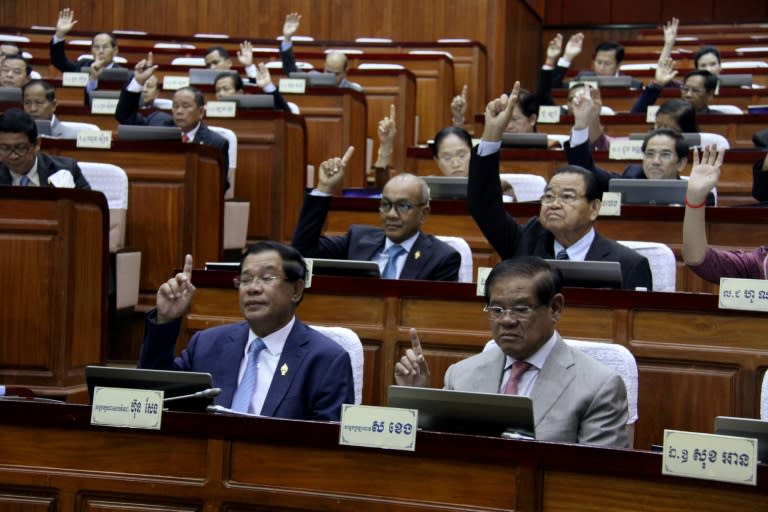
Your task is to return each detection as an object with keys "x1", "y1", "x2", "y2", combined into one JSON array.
[
  {"x1": 468, "y1": 84, "x2": 651, "y2": 291},
  {"x1": 22, "y1": 79, "x2": 80, "y2": 139},
  {"x1": 631, "y1": 68, "x2": 721, "y2": 115},
  {"x1": 292, "y1": 146, "x2": 461, "y2": 281},
  {"x1": 565, "y1": 85, "x2": 715, "y2": 204},
  {"x1": 395, "y1": 256, "x2": 629, "y2": 447},
  {"x1": 49, "y1": 8, "x2": 123, "y2": 105},
  {"x1": 138, "y1": 242, "x2": 354, "y2": 420},
  {"x1": 0, "y1": 109, "x2": 90, "y2": 188}
]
